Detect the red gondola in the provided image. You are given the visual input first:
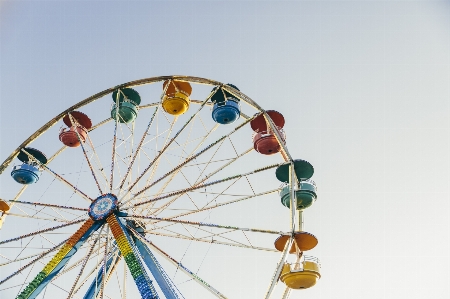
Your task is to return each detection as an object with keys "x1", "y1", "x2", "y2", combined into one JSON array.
[
  {"x1": 59, "y1": 111, "x2": 92, "y2": 147},
  {"x1": 250, "y1": 110, "x2": 286, "y2": 155}
]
